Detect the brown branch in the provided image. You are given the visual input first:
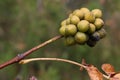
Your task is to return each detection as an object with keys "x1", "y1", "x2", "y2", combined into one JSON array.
[{"x1": 0, "y1": 35, "x2": 63, "y2": 69}]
